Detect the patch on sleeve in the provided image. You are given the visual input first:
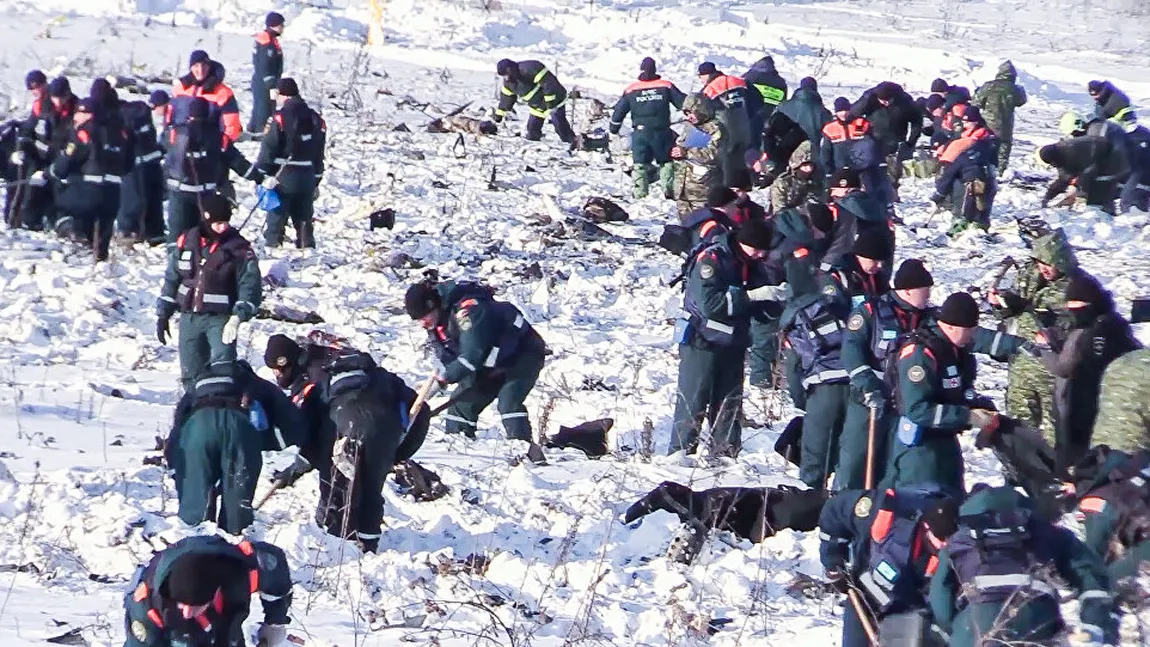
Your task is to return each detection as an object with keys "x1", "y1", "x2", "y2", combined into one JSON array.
[
  {"x1": 131, "y1": 620, "x2": 148, "y2": 642},
  {"x1": 854, "y1": 495, "x2": 873, "y2": 518},
  {"x1": 907, "y1": 365, "x2": 926, "y2": 383},
  {"x1": 65, "y1": 142, "x2": 75, "y2": 156},
  {"x1": 456, "y1": 309, "x2": 472, "y2": 331},
  {"x1": 848, "y1": 314, "x2": 864, "y2": 331},
  {"x1": 822, "y1": 284, "x2": 837, "y2": 297},
  {"x1": 699, "y1": 262, "x2": 715, "y2": 279}
]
